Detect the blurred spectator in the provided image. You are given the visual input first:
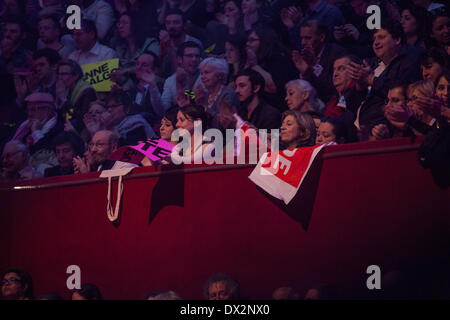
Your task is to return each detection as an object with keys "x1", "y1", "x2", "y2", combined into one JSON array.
[
  {"x1": 235, "y1": 68, "x2": 280, "y2": 130},
  {"x1": 44, "y1": 131, "x2": 85, "y2": 177},
  {"x1": 197, "y1": 57, "x2": 239, "y2": 127},
  {"x1": 0, "y1": 268, "x2": 34, "y2": 300},
  {"x1": 419, "y1": 47, "x2": 449, "y2": 84},
  {"x1": 316, "y1": 116, "x2": 347, "y2": 144},
  {"x1": 159, "y1": 8, "x2": 203, "y2": 77},
  {"x1": 152, "y1": 290, "x2": 182, "y2": 300},
  {"x1": 73, "y1": 129, "x2": 136, "y2": 172},
  {"x1": 161, "y1": 41, "x2": 203, "y2": 110},
  {"x1": 284, "y1": 79, "x2": 325, "y2": 113},
  {"x1": 112, "y1": 11, "x2": 159, "y2": 73},
  {"x1": 272, "y1": 286, "x2": 300, "y2": 300},
  {"x1": 203, "y1": 273, "x2": 240, "y2": 300},
  {"x1": 292, "y1": 20, "x2": 347, "y2": 103},
  {"x1": 56, "y1": 59, "x2": 97, "y2": 132},
  {"x1": 304, "y1": 284, "x2": 339, "y2": 300},
  {"x1": 285, "y1": 0, "x2": 345, "y2": 50},
  {"x1": 77, "y1": 0, "x2": 115, "y2": 42},
  {"x1": 68, "y1": 19, "x2": 117, "y2": 66},
  {"x1": 127, "y1": 52, "x2": 165, "y2": 127},
  {"x1": 224, "y1": 34, "x2": 247, "y2": 86},
  {"x1": 71, "y1": 282, "x2": 103, "y2": 300},
  {"x1": 79, "y1": 100, "x2": 106, "y2": 142},
  {"x1": 436, "y1": 71, "x2": 450, "y2": 109},
  {"x1": 280, "y1": 110, "x2": 316, "y2": 150},
  {"x1": 349, "y1": 19, "x2": 421, "y2": 139},
  {"x1": 400, "y1": 4, "x2": 428, "y2": 48},
  {"x1": 11, "y1": 92, "x2": 63, "y2": 172},
  {"x1": 36, "y1": 292, "x2": 64, "y2": 300},
  {"x1": 425, "y1": 7, "x2": 450, "y2": 54},
  {"x1": 0, "y1": 17, "x2": 32, "y2": 71},
  {"x1": 102, "y1": 90, "x2": 155, "y2": 145},
  {"x1": 246, "y1": 26, "x2": 297, "y2": 105},
  {"x1": 412, "y1": 0, "x2": 445, "y2": 12},
  {"x1": 37, "y1": 16, "x2": 76, "y2": 60},
  {"x1": 1, "y1": 140, "x2": 42, "y2": 182}
]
